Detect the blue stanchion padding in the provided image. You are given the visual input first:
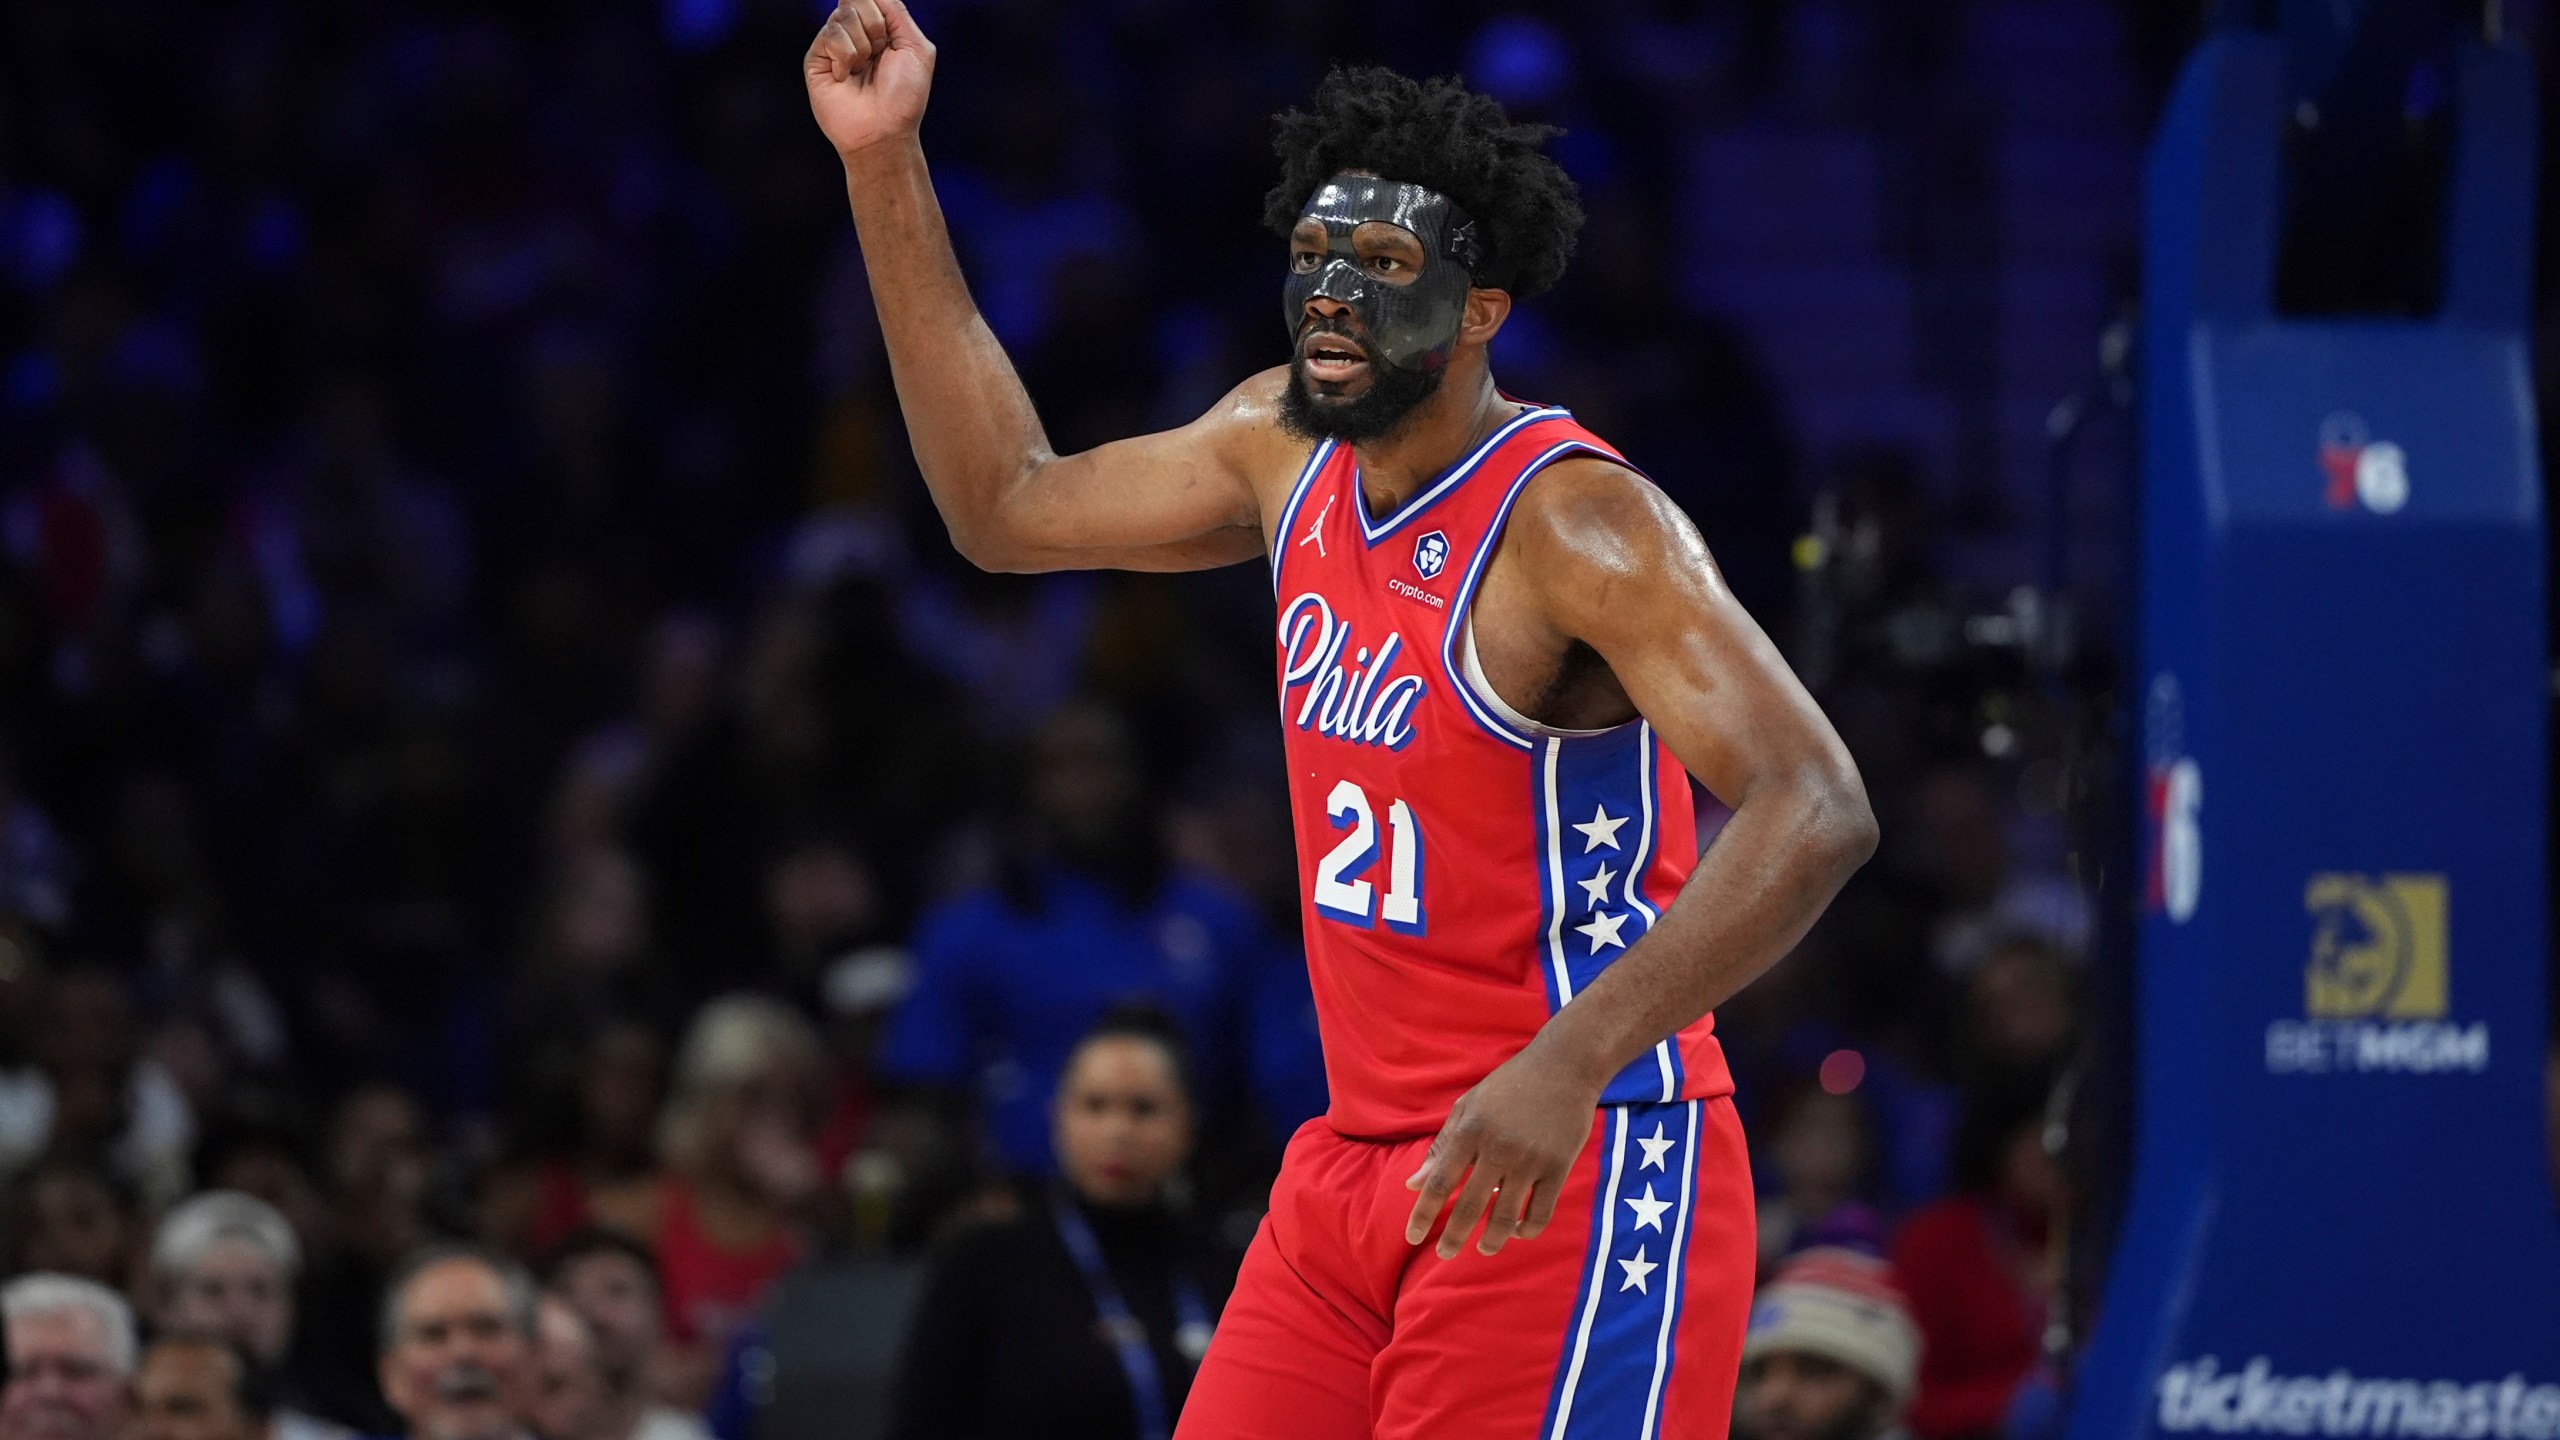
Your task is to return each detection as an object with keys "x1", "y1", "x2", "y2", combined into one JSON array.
[{"x1": 2066, "y1": 27, "x2": 2558, "y2": 1440}]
